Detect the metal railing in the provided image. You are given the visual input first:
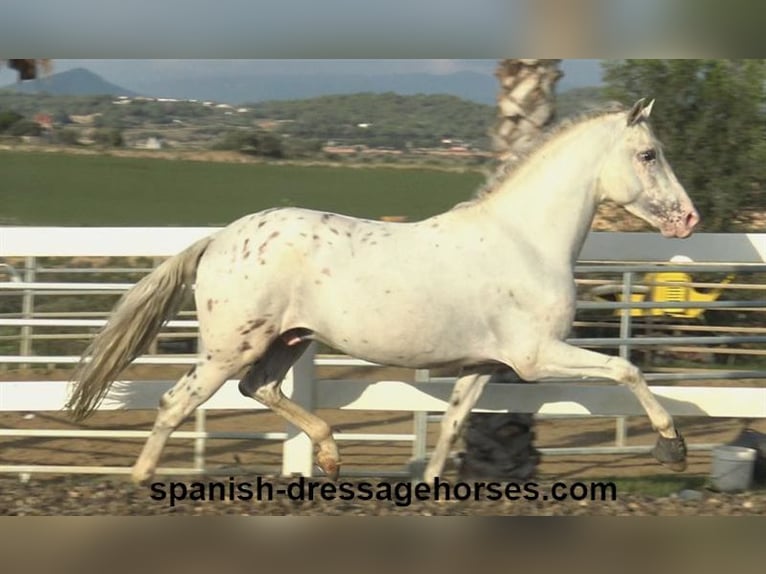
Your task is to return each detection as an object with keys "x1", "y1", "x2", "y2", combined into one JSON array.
[{"x1": 1, "y1": 230, "x2": 765, "y2": 478}]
